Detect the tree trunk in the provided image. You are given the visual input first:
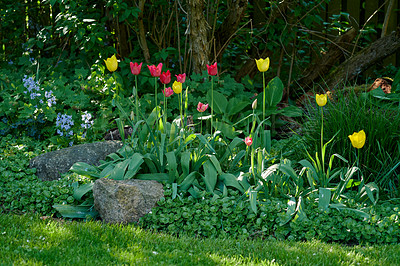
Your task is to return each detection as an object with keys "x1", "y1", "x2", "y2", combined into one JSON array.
[
  {"x1": 188, "y1": 0, "x2": 210, "y2": 73},
  {"x1": 293, "y1": 28, "x2": 358, "y2": 93},
  {"x1": 325, "y1": 28, "x2": 400, "y2": 90},
  {"x1": 137, "y1": 0, "x2": 151, "y2": 63},
  {"x1": 213, "y1": 0, "x2": 248, "y2": 61}
]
